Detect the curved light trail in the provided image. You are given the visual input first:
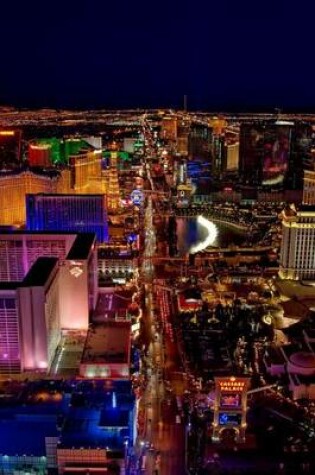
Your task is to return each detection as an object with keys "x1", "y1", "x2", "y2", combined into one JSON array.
[{"x1": 189, "y1": 215, "x2": 218, "y2": 254}]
